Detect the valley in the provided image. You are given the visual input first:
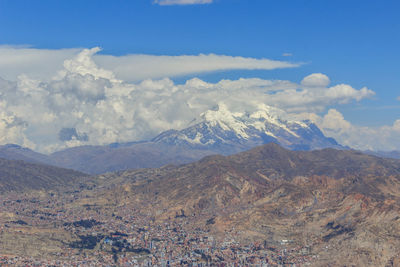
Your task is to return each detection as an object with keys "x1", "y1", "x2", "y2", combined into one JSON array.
[
  {"x1": 2, "y1": 2, "x2": 399, "y2": 266},
  {"x1": 1, "y1": 144, "x2": 400, "y2": 266}
]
